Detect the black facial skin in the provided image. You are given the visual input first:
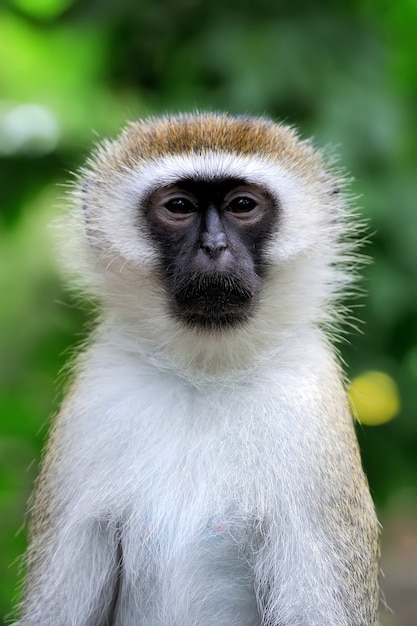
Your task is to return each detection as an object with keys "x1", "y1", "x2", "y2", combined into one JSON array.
[{"x1": 144, "y1": 178, "x2": 278, "y2": 330}]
